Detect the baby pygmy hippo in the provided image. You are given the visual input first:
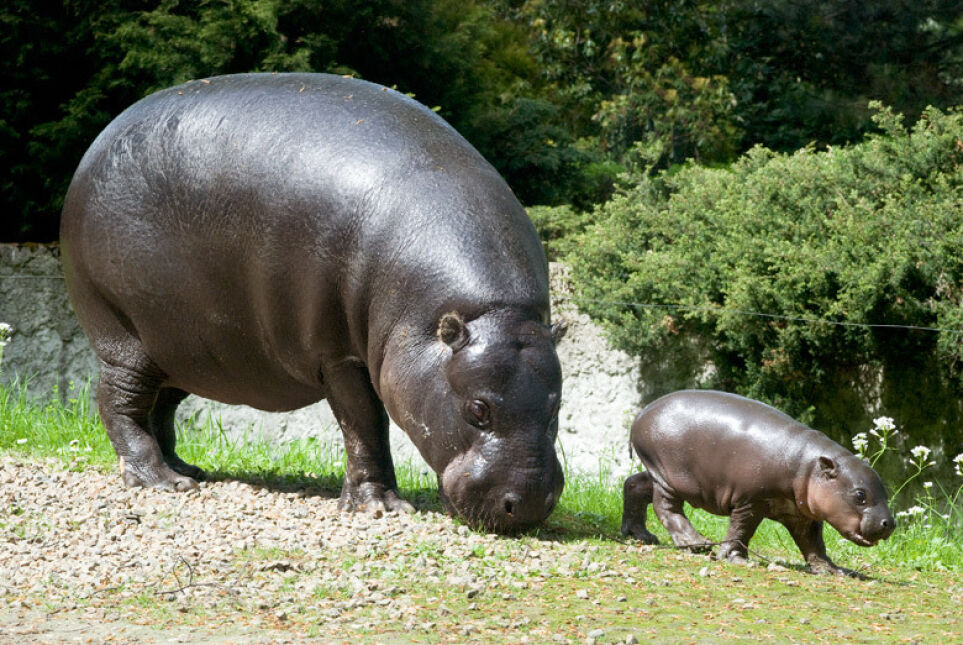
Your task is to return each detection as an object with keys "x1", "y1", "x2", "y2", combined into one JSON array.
[{"x1": 621, "y1": 390, "x2": 895, "y2": 574}]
